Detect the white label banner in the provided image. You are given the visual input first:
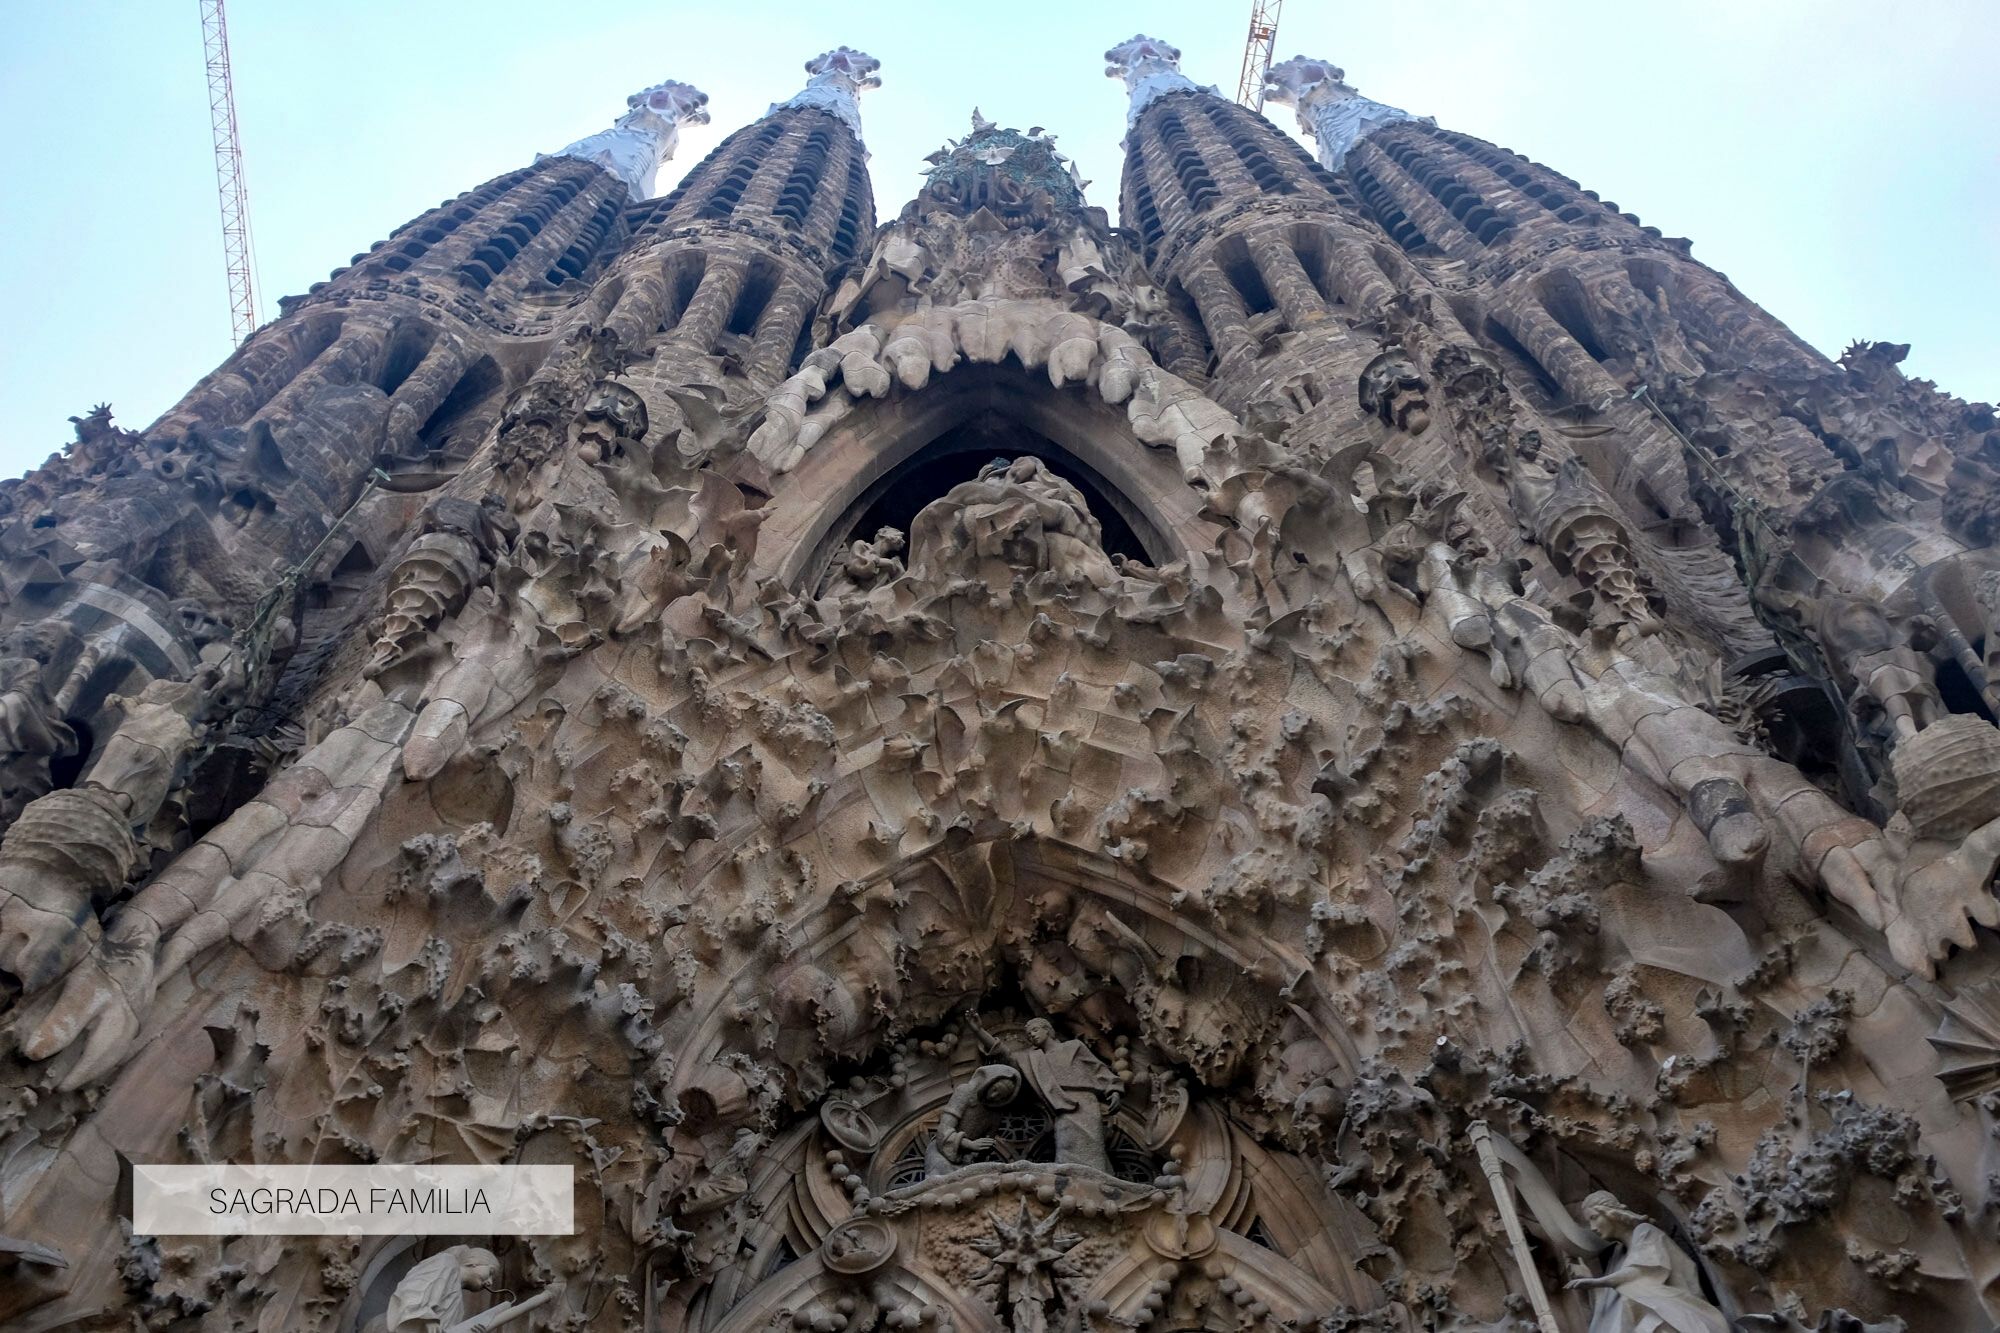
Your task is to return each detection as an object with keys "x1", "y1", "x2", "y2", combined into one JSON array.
[{"x1": 133, "y1": 1165, "x2": 573, "y2": 1236}]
